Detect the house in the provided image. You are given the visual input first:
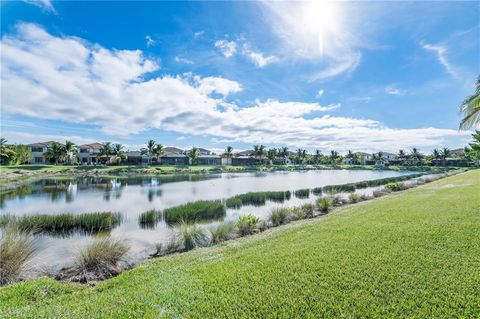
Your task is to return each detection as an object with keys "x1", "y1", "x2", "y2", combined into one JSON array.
[
  {"x1": 124, "y1": 151, "x2": 149, "y2": 165},
  {"x1": 198, "y1": 148, "x2": 215, "y2": 155},
  {"x1": 27, "y1": 141, "x2": 60, "y2": 164},
  {"x1": 231, "y1": 156, "x2": 256, "y2": 166},
  {"x1": 450, "y1": 148, "x2": 465, "y2": 158},
  {"x1": 382, "y1": 152, "x2": 397, "y2": 161},
  {"x1": 163, "y1": 147, "x2": 184, "y2": 154},
  {"x1": 354, "y1": 152, "x2": 373, "y2": 165},
  {"x1": 198, "y1": 154, "x2": 221, "y2": 165},
  {"x1": 160, "y1": 153, "x2": 189, "y2": 165},
  {"x1": 78, "y1": 143, "x2": 104, "y2": 164}
]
